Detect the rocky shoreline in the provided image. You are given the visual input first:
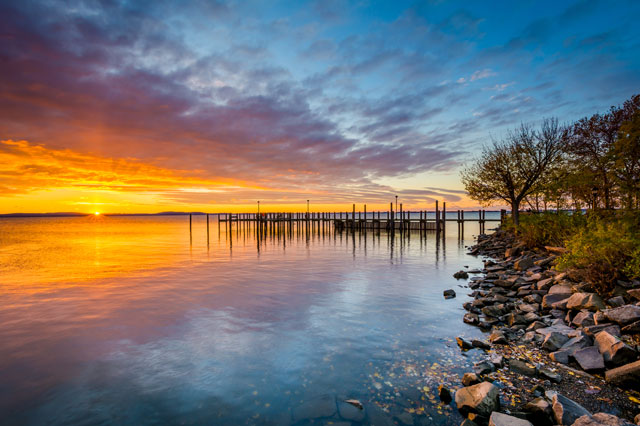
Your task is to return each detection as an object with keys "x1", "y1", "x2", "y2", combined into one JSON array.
[{"x1": 445, "y1": 229, "x2": 640, "y2": 426}]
